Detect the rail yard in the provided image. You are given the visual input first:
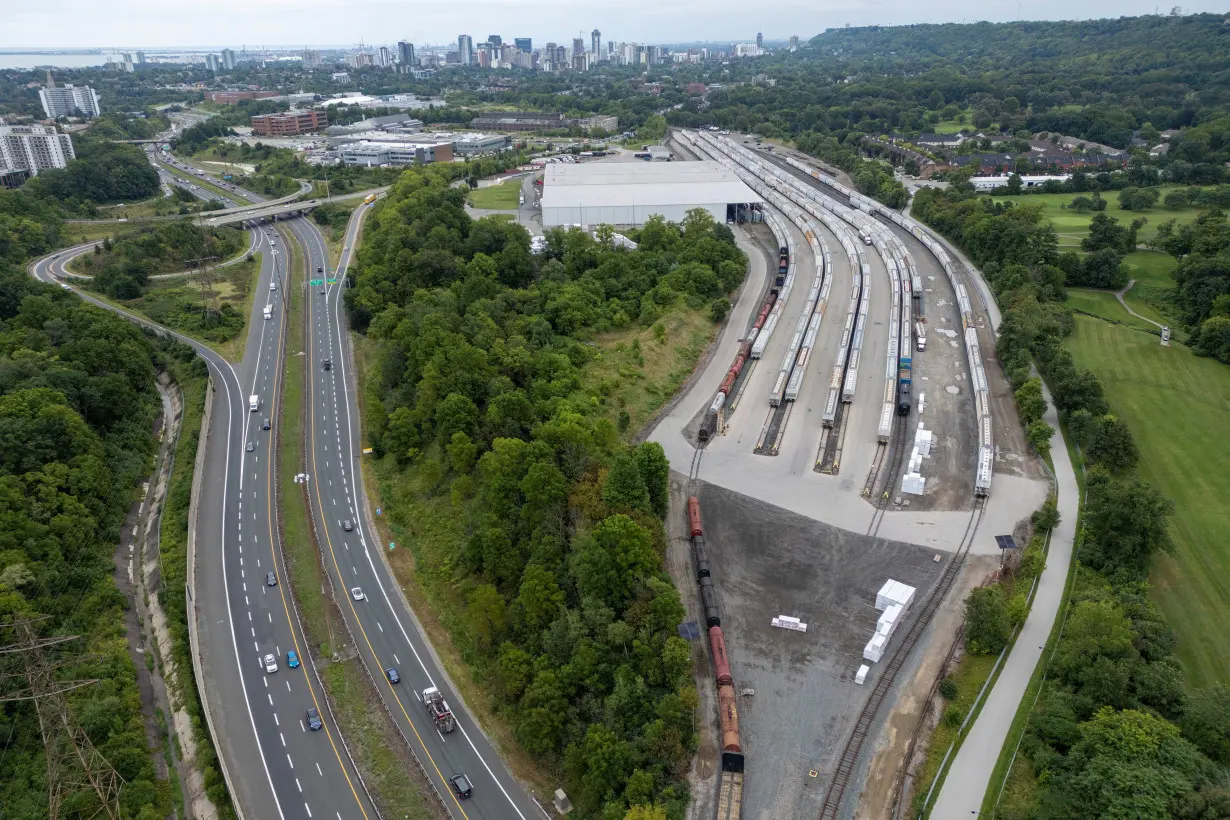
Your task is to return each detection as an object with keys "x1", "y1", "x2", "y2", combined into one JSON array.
[{"x1": 653, "y1": 129, "x2": 1049, "y2": 820}]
